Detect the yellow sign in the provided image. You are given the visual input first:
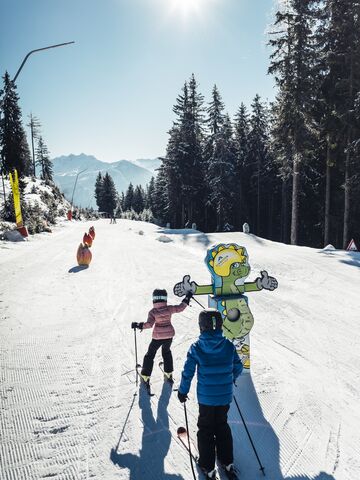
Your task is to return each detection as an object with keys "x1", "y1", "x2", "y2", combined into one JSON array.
[{"x1": 9, "y1": 169, "x2": 23, "y2": 227}]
